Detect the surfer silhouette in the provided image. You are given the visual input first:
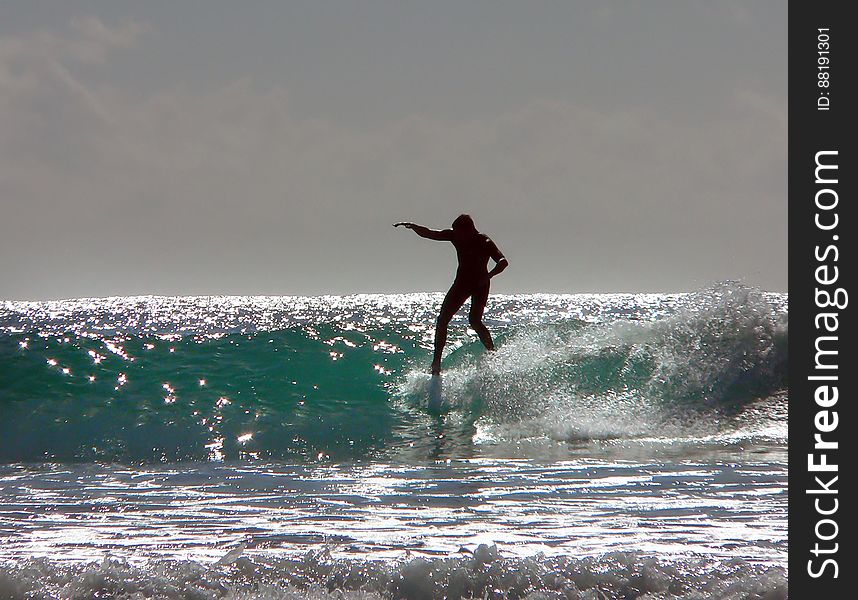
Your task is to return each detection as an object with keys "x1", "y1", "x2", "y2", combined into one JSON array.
[{"x1": 394, "y1": 214, "x2": 508, "y2": 375}]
